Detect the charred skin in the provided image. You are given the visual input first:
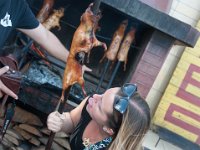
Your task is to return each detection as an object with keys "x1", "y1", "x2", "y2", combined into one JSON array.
[
  {"x1": 69, "y1": 4, "x2": 106, "y2": 58},
  {"x1": 100, "y1": 20, "x2": 128, "y2": 63},
  {"x1": 61, "y1": 4, "x2": 107, "y2": 100},
  {"x1": 61, "y1": 56, "x2": 85, "y2": 101},
  {"x1": 42, "y1": 8, "x2": 65, "y2": 30},
  {"x1": 117, "y1": 27, "x2": 136, "y2": 71},
  {"x1": 37, "y1": 0, "x2": 55, "y2": 23}
]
